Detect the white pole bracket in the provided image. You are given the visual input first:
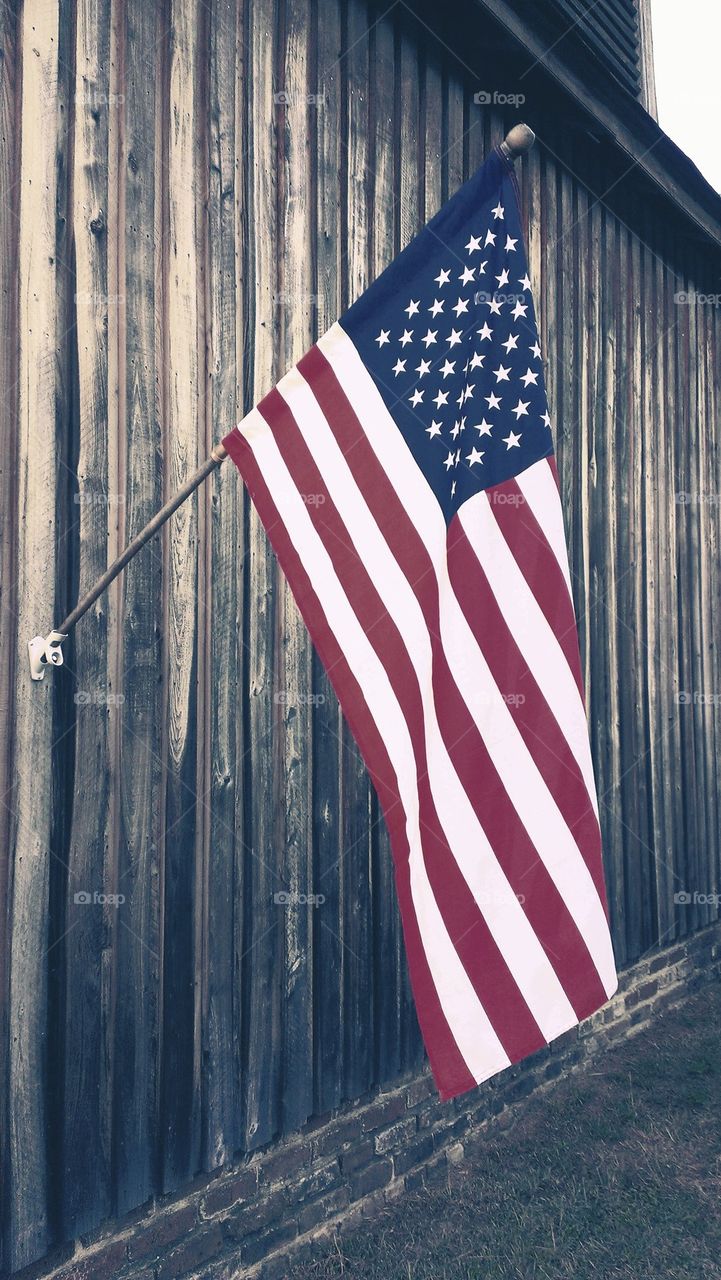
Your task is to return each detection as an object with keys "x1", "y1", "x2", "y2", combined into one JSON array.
[{"x1": 28, "y1": 631, "x2": 68, "y2": 681}]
